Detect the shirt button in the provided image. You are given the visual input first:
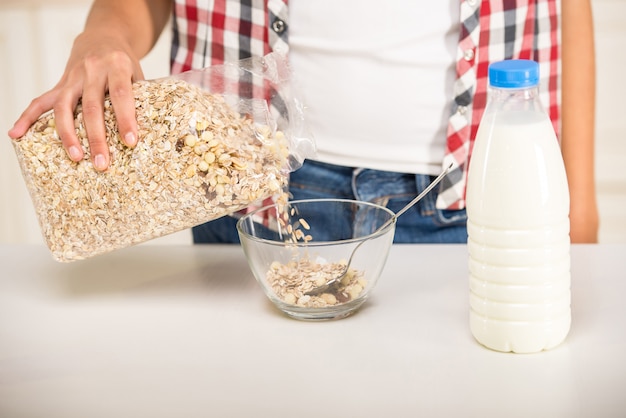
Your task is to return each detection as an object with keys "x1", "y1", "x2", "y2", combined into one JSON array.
[
  {"x1": 458, "y1": 105, "x2": 467, "y2": 115},
  {"x1": 272, "y1": 19, "x2": 286, "y2": 34},
  {"x1": 464, "y1": 48, "x2": 475, "y2": 61},
  {"x1": 467, "y1": 0, "x2": 477, "y2": 6}
]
